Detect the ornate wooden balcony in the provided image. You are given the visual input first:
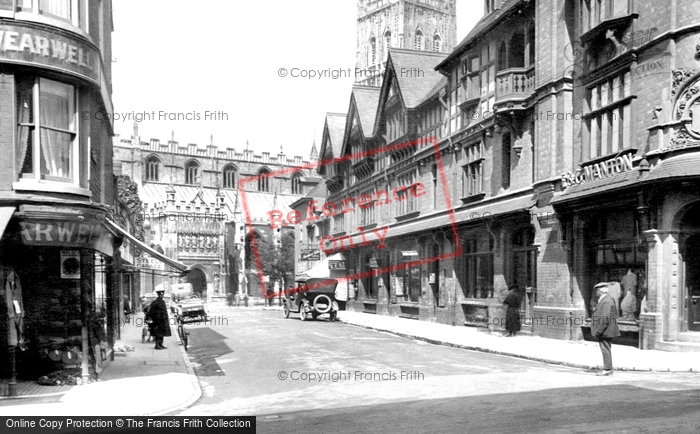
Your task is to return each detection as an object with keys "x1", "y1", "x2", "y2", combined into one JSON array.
[{"x1": 495, "y1": 66, "x2": 535, "y2": 109}]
